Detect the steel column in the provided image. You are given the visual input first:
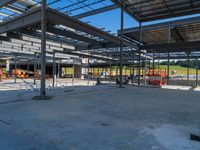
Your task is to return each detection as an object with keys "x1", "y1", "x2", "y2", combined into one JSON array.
[
  {"x1": 153, "y1": 58, "x2": 155, "y2": 74},
  {"x1": 27, "y1": 61, "x2": 30, "y2": 77},
  {"x1": 144, "y1": 54, "x2": 147, "y2": 85},
  {"x1": 52, "y1": 52, "x2": 56, "y2": 87},
  {"x1": 132, "y1": 50, "x2": 135, "y2": 85},
  {"x1": 109, "y1": 58, "x2": 112, "y2": 83},
  {"x1": 187, "y1": 53, "x2": 190, "y2": 81},
  {"x1": 40, "y1": 0, "x2": 47, "y2": 97},
  {"x1": 34, "y1": 53, "x2": 36, "y2": 85},
  {"x1": 167, "y1": 51, "x2": 170, "y2": 84},
  {"x1": 87, "y1": 57, "x2": 90, "y2": 85},
  {"x1": 116, "y1": 51, "x2": 119, "y2": 78},
  {"x1": 196, "y1": 59, "x2": 199, "y2": 87},
  {"x1": 14, "y1": 54, "x2": 17, "y2": 83},
  {"x1": 138, "y1": 22, "x2": 142, "y2": 85},
  {"x1": 158, "y1": 57, "x2": 160, "y2": 72},
  {"x1": 72, "y1": 58, "x2": 75, "y2": 87},
  {"x1": 167, "y1": 23, "x2": 171, "y2": 85},
  {"x1": 57, "y1": 60, "x2": 60, "y2": 79},
  {"x1": 119, "y1": 8, "x2": 124, "y2": 88},
  {"x1": 98, "y1": 66, "x2": 100, "y2": 77}
]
